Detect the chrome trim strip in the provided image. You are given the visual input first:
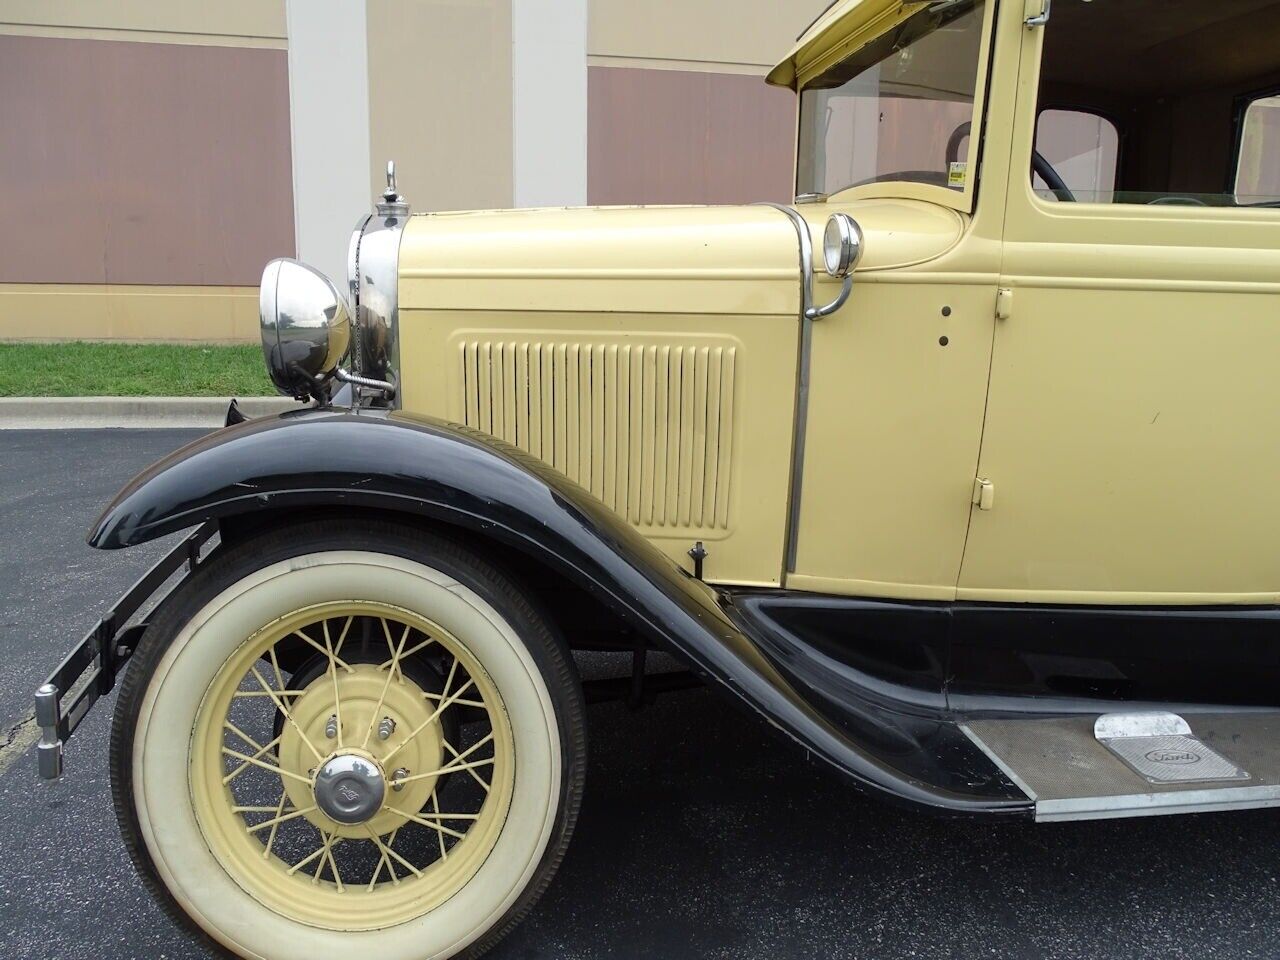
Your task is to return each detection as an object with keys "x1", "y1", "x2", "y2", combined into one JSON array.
[
  {"x1": 760, "y1": 201, "x2": 854, "y2": 573},
  {"x1": 758, "y1": 202, "x2": 813, "y2": 574},
  {"x1": 347, "y1": 214, "x2": 371, "y2": 373},
  {"x1": 959, "y1": 723, "x2": 1038, "y2": 801},
  {"x1": 1035, "y1": 784, "x2": 1280, "y2": 822}
]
